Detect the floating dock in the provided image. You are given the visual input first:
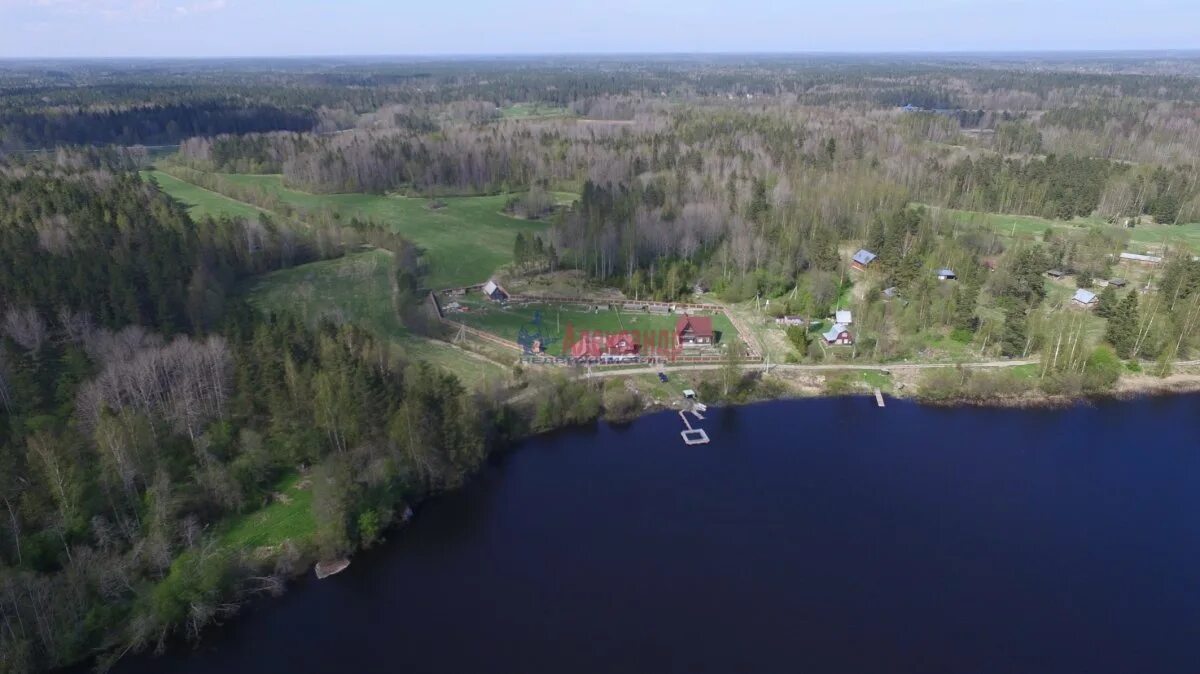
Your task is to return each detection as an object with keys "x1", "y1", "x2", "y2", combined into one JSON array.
[
  {"x1": 679, "y1": 409, "x2": 710, "y2": 445},
  {"x1": 874, "y1": 388, "x2": 886, "y2": 407}
]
